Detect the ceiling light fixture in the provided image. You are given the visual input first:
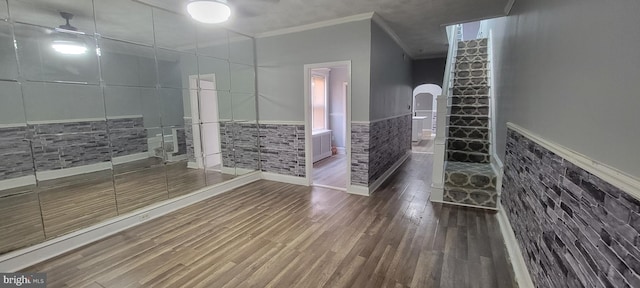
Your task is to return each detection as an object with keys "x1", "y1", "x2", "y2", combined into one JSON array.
[
  {"x1": 51, "y1": 12, "x2": 88, "y2": 55},
  {"x1": 187, "y1": 0, "x2": 231, "y2": 24},
  {"x1": 52, "y1": 40, "x2": 88, "y2": 55}
]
